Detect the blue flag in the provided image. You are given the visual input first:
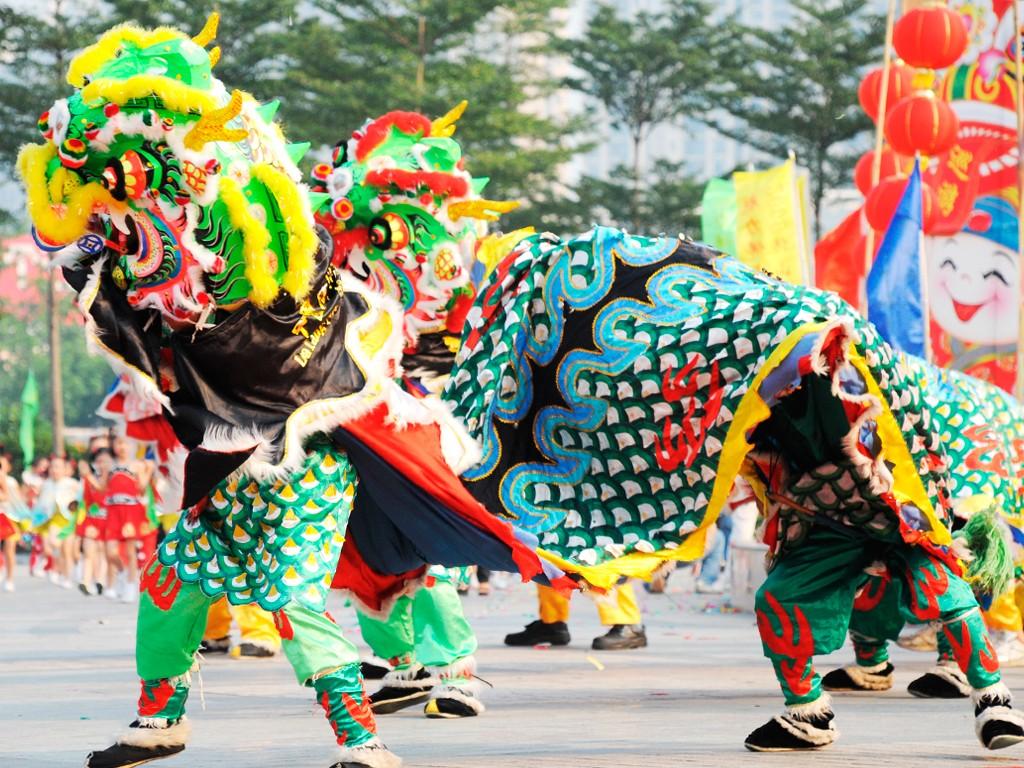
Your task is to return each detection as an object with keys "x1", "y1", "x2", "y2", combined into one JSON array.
[{"x1": 867, "y1": 162, "x2": 924, "y2": 357}]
